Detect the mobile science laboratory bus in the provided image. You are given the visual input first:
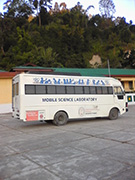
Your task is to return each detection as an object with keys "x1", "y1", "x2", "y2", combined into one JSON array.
[{"x1": 12, "y1": 72, "x2": 128, "y2": 126}]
